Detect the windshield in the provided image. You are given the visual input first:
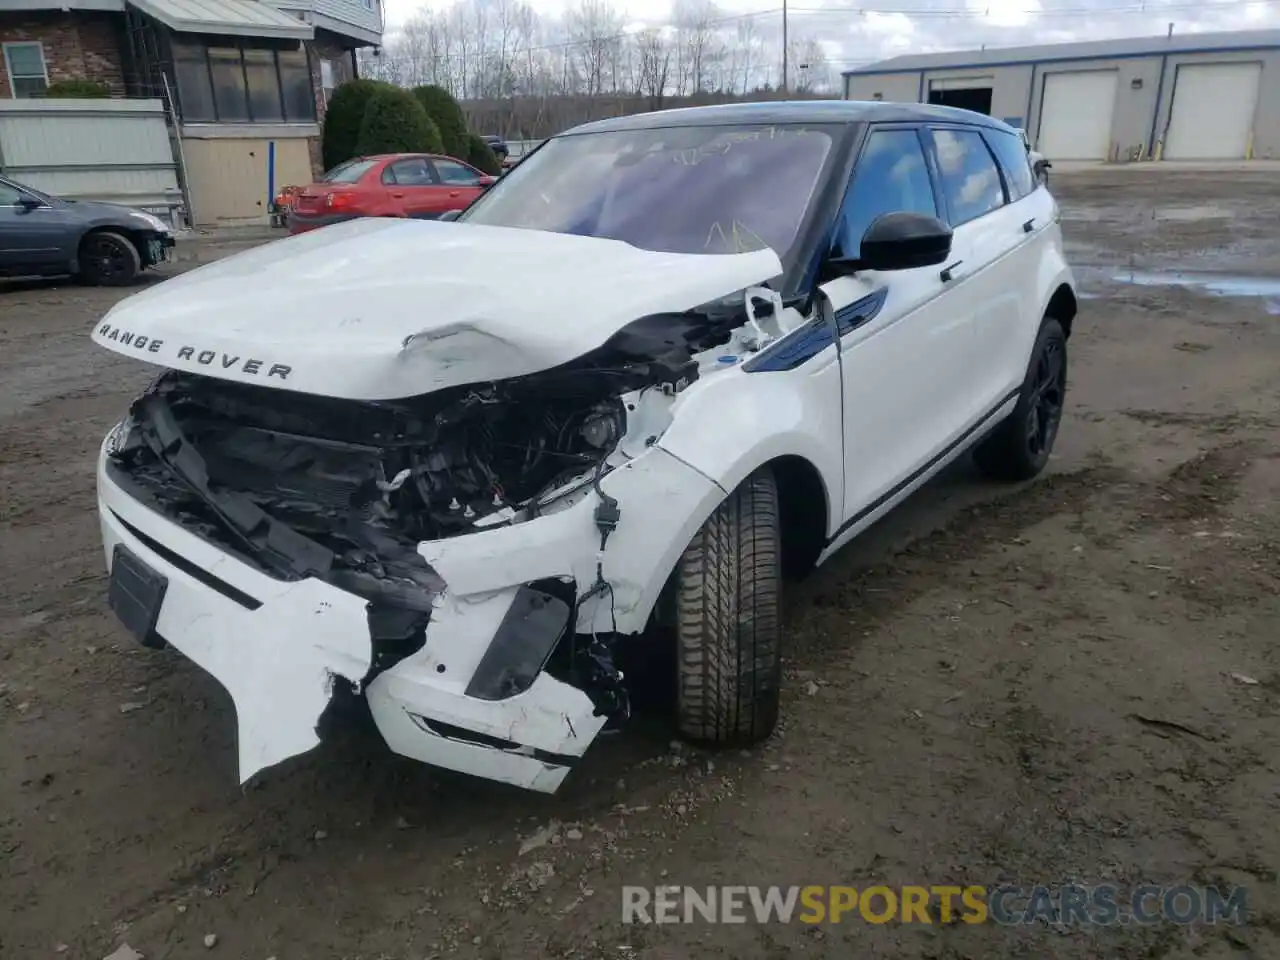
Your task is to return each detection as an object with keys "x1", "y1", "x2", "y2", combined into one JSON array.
[
  {"x1": 321, "y1": 158, "x2": 377, "y2": 183},
  {"x1": 460, "y1": 123, "x2": 835, "y2": 259}
]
